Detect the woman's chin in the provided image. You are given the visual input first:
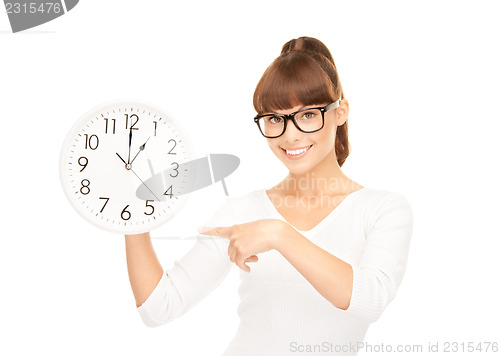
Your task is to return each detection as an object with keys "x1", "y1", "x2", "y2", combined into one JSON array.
[{"x1": 281, "y1": 160, "x2": 313, "y2": 176}]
